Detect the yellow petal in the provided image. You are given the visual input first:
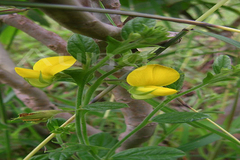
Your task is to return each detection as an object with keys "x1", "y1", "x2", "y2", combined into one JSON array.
[
  {"x1": 127, "y1": 64, "x2": 180, "y2": 86},
  {"x1": 15, "y1": 67, "x2": 52, "y2": 79},
  {"x1": 33, "y1": 56, "x2": 76, "y2": 76},
  {"x1": 137, "y1": 86, "x2": 178, "y2": 96}
]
